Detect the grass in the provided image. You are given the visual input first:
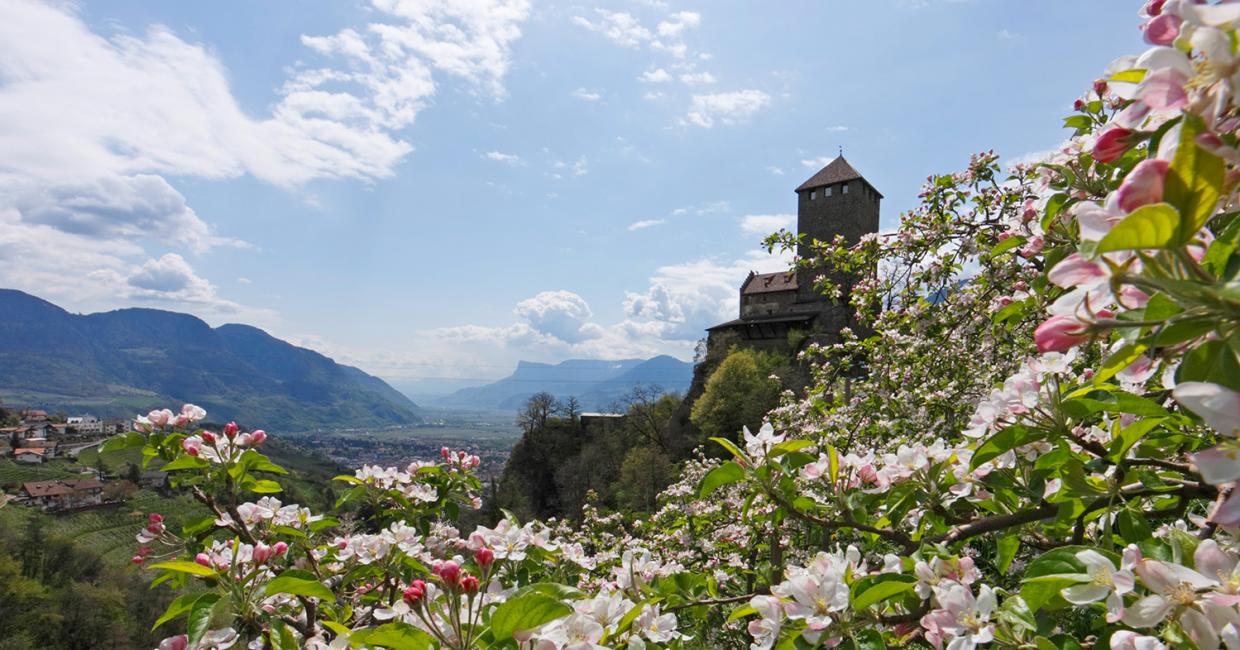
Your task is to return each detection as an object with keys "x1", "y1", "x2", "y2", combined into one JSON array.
[{"x1": 0, "y1": 458, "x2": 78, "y2": 485}]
